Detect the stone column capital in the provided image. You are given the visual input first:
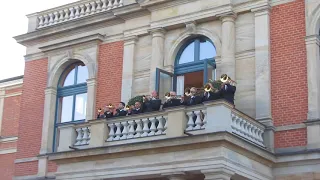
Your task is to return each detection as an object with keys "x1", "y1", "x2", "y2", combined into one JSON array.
[
  {"x1": 251, "y1": 5, "x2": 271, "y2": 16},
  {"x1": 218, "y1": 13, "x2": 237, "y2": 22},
  {"x1": 86, "y1": 78, "x2": 97, "y2": 86},
  {"x1": 124, "y1": 35, "x2": 138, "y2": 45},
  {"x1": 45, "y1": 87, "x2": 57, "y2": 95},
  {"x1": 162, "y1": 172, "x2": 187, "y2": 180},
  {"x1": 202, "y1": 168, "x2": 235, "y2": 180},
  {"x1": 305, "y1": 35, "x2": 320, "y2": 46},
  {"x1": 149, "y1": 27, "x2": 166, "y2": 38}
]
